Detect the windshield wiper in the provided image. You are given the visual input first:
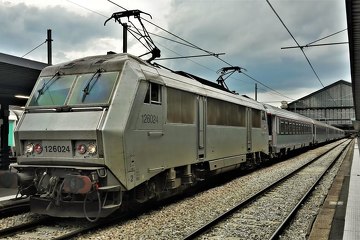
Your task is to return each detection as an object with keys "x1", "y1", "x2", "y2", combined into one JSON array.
[
  {"x1": 82, "y1": 68, "x2": 104, "y2": 102},
  {"x1": 36, "y1": 71, "x2": 61, "y2": 102}
]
